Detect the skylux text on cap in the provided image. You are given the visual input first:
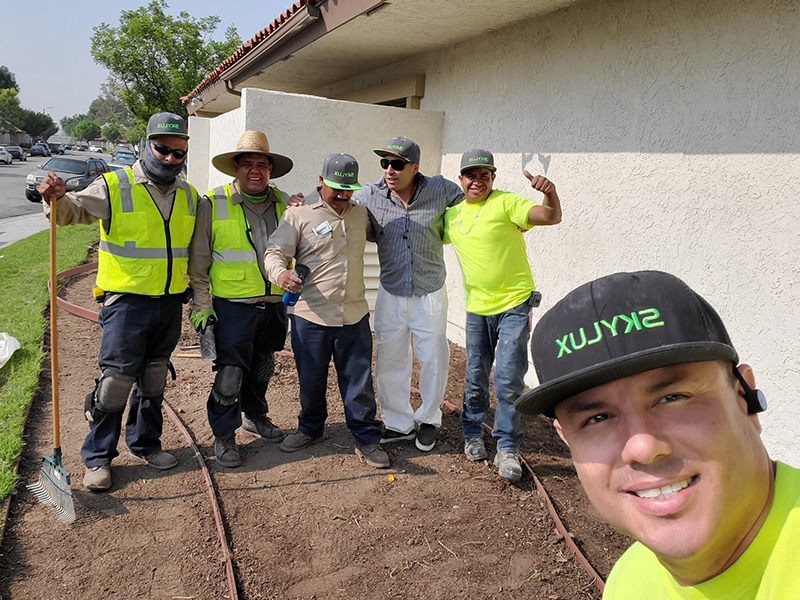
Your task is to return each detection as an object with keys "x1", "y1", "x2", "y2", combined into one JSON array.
[
  {"x1": 321, "y1": 153, "x2": 362, "y2": 190},
  {"x1": 373, "y1": 137, "x2": 421, "y2": 164},
  {"x1": 146, "y1": 112, "x2": 190, "y2": 139},
  {"x1": 459, "y1": 149, "x2": 496, "y2": 173}
]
